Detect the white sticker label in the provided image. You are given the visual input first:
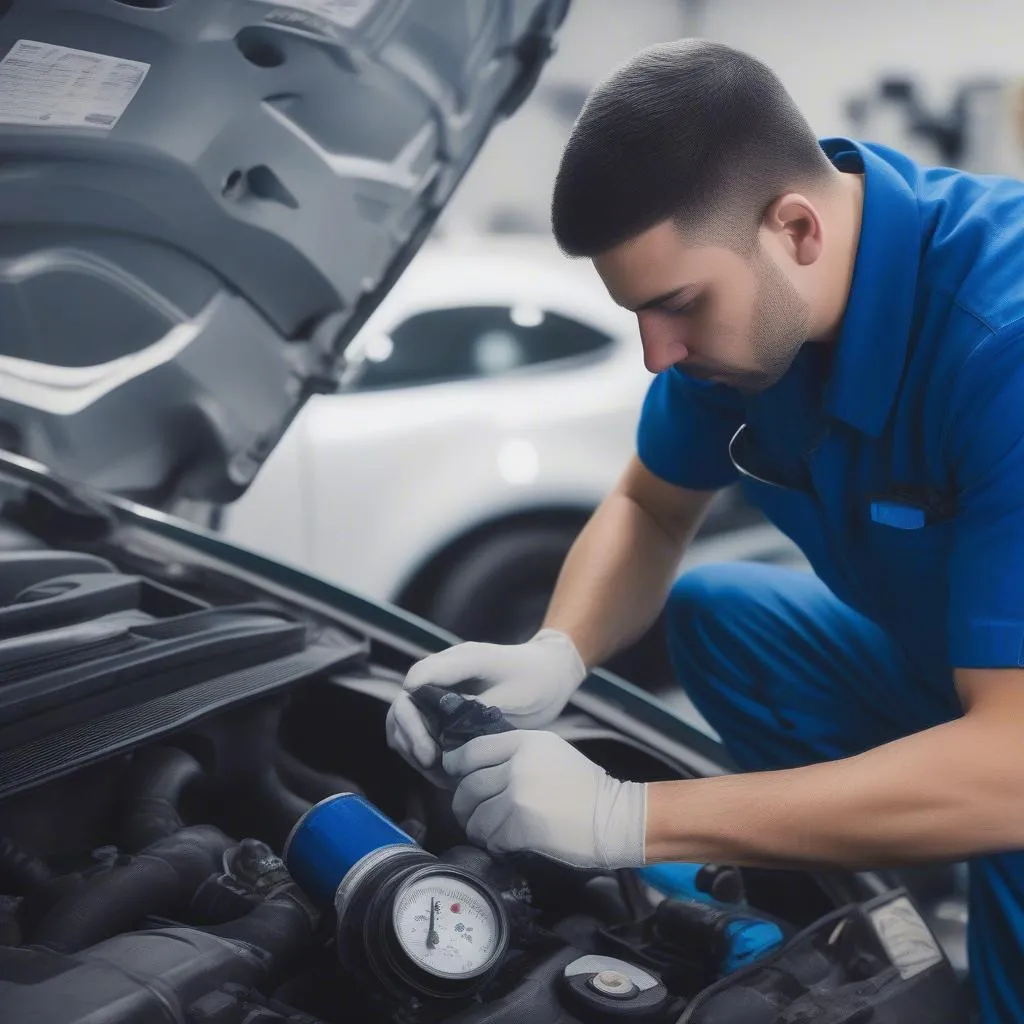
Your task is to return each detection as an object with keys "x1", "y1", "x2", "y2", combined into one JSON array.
[
  {"x1": 868, "y1": 896, "x2": 944, "y2": 980},
  {"x1": 0, "y1": 40, "x2": 149, "y2": 130},
  {"x1": 254, "y1": 0, "x2": 378, "y2": 30}
]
